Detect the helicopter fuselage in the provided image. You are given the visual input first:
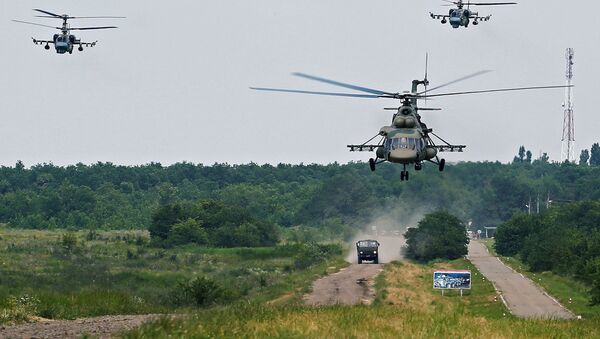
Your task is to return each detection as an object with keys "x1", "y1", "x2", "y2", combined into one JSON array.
[
  {"x1": 449, "y1": 9, "x2": 473, "y2": 28},
  {"x1": 52, "y1": 34, "x2": 76, "y2": 54},
  {"x1": 375, "y1": 103, "x2": 438, "y2": 165}
]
